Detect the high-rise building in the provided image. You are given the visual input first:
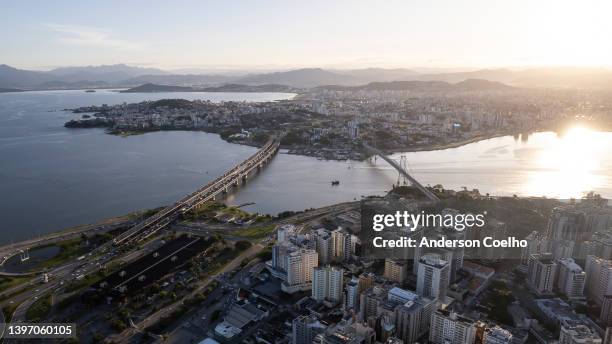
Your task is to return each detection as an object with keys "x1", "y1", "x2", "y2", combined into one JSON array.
[
  {"x1": 331, "y1": 228, "x2": 352, "y2": 262},
  {"x1": 578, "y1": 232, "x2": 612, "y2": 261},
  {"x1": 358, "y1": 272, "x2": 375, "y2": 294},
  {"x1": 557, "y1": 258, "x2": 586, "y2": 299},
  {"x1": 282, "y1": 248, "x2": 318, "y2": 293},
  {"x1": 602, "y1": 296, "x2": 612, "y2": 327},
  {"x1": 604, "y1": 327, "x2": 612, "y2": 344},
  {"x1": 313, "y1": 228, "x2": 333, "y2": 265},
  {"x1": 359, "y1": 286, "x2": 387, "y2": 323},
  {"x1": 384, "y1": 259, "x2": 408, "y2": 284},
  {"x1": 293, "y1": 315, "x2": 326, "y2": 344},
  {"x1": 394, "y1": 296, "x2": 436, "y2": 344},
  {"x1": 527, "y1": 253, "x2": 557, "y2": 295},
  {"x1": 547, "y1": 206, "x2": 586, "y2": 241},
  {"x1": 429, "y1": 309, "x2": 476, "y2": 344},
  {"x1": 559, "y1": 320, "x2": 602, "y2": 344},
  {"x1": 312, "y1": 266, "x2": 344, "y2": 304},
  {"x1": 553, "y1": 240, "x2": 575, "y2": 261},
  {"x1": 520, "y1": 231, "x2": 552, "y2": 267},
  {"x1": 277, "y1": 224, "x2": 297, "y2": 244},
  {"x1": 344, "y1": 276, "x2": 359, "y2": 311},
  {"x1": 585, "y1": 255, "x2": 612, "y2": 306},
  {"x1": 416, "y1": 253, "x2": 449, "y2": 300},
  {"x1": 272, "y1": 243, "x2": 291, "y2": 273},
  {"x1": 483, "y1": 326, "x2": 513, "y2": 344}
]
